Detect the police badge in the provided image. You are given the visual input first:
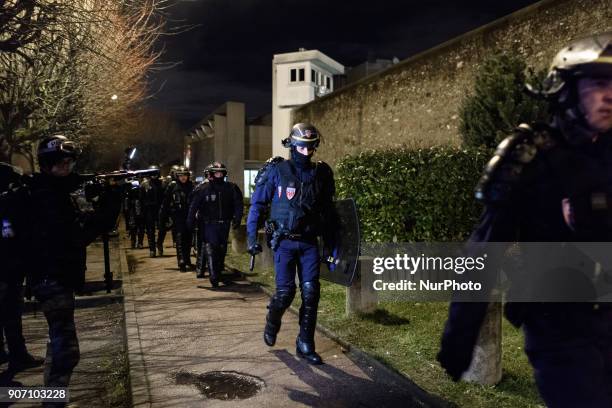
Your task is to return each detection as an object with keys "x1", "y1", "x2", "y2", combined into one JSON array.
[{"x1": 286, "y1": 187, "x2": 296, "y2": 200}]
